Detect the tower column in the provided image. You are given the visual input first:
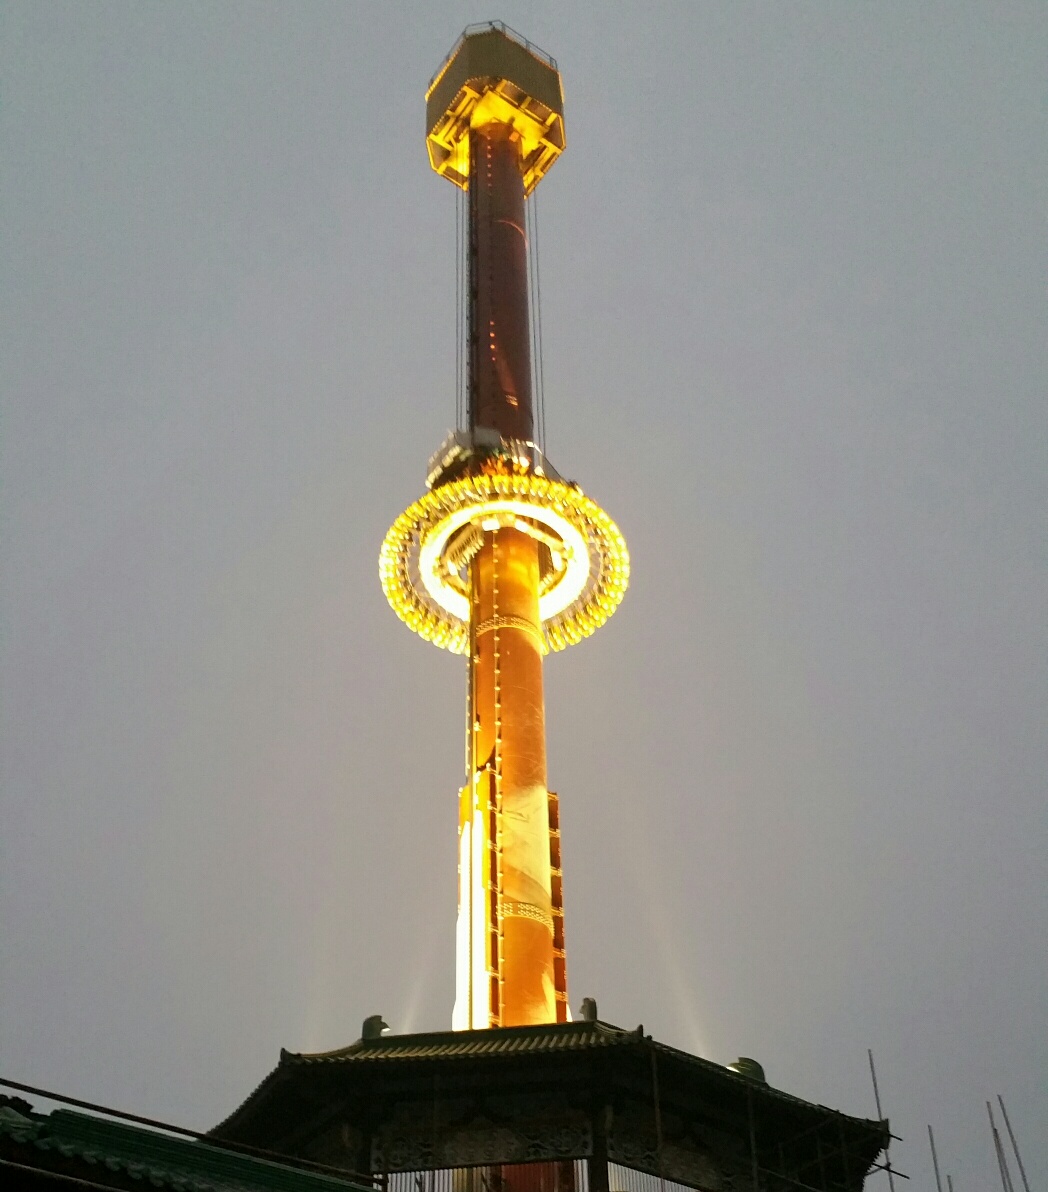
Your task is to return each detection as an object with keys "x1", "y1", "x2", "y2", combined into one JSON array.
[
  {"x1": 471, "y1": 526, "x2": 554, "y2": 1027},
  {"x1": 464, "y1": 121, "x2": 555, "y2": 1028},
  {"x1": 468, "y1": 123, "x2": 534, "y2": 441},
  {"x1": 384, "y1": 21, "x2": 628, "y2": 1038}
]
